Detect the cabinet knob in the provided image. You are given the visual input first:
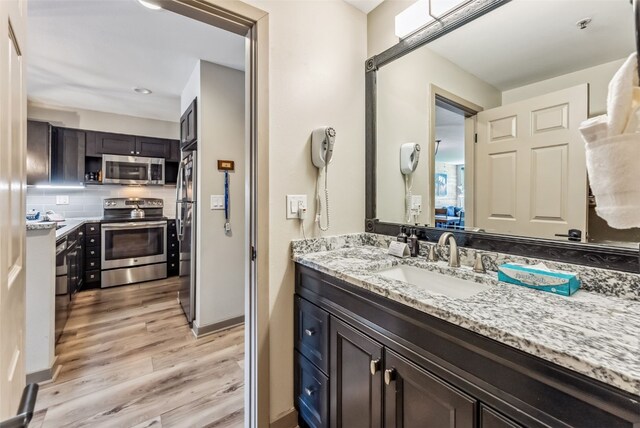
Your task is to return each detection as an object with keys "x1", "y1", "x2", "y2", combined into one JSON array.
[
  {"x1": 370, "y1": 358, "x2": 381, "y2": 375},
  {"x1": 304, "y1": 387, "x2": 315, "y2": 396},
  {"x1": 384, "y1": 368, "x2": 396, "y2": 385},
  {"x1": 304, "y1": 328, "x2": 315, "y2": 337}
]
